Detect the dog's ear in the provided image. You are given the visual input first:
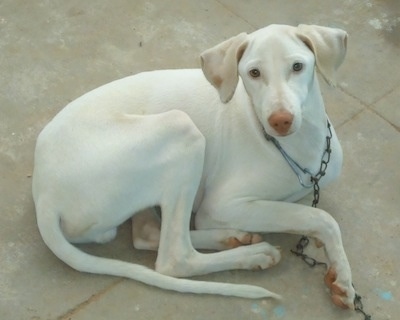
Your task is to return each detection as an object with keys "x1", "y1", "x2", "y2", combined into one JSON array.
[
  {"x1": 200, "y1": 33, "x2": 248, "y2": 103},
  {"x1": 296, "y1": 24, "x2": 348, "y2": 86}
]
